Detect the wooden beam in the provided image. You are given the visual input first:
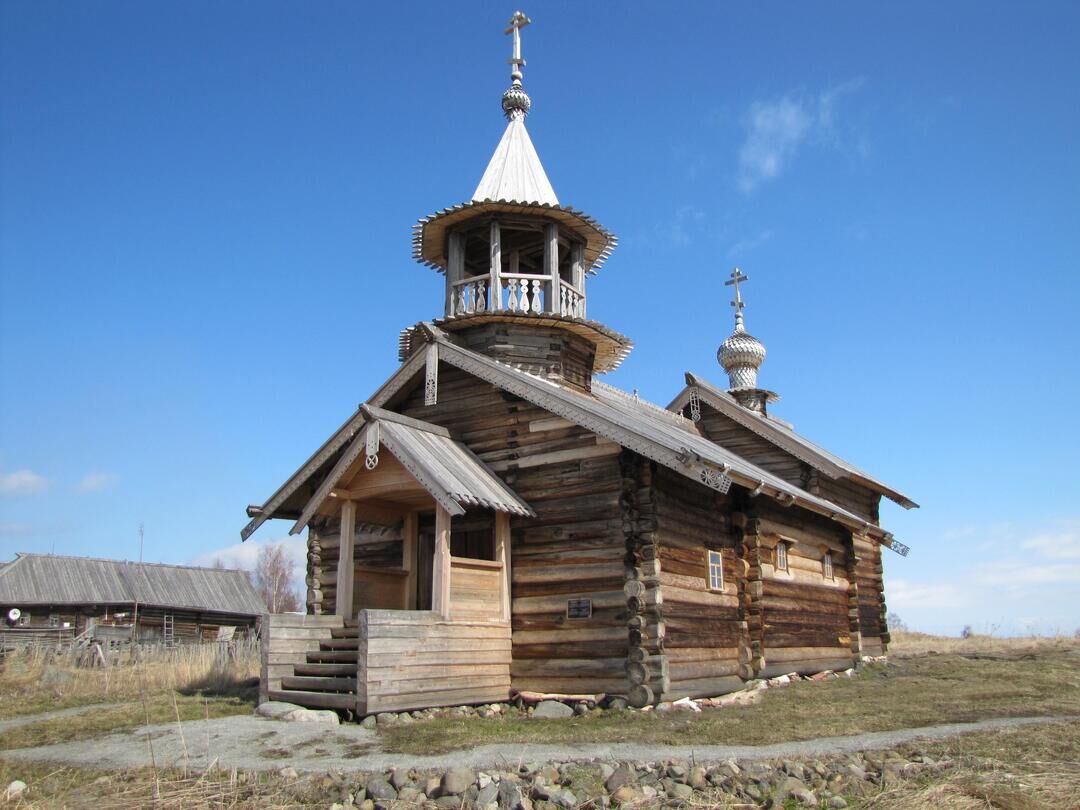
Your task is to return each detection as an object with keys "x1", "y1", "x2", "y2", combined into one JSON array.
[
  {"x1": 489, "y1": 220, "x2": 502, "y2": 311},
  {"x1": 432, "y1": 505, "x2": 452, "y2": 619},
  {"x1": 495, "y1": 512, "x2": 511, "y2": 622},
  {"x1": 403, "y1": 511, "x2": 418, "y2": 610},
  {"x1": 545, "y1": 222, "x2": 560, "y2": 315},
  {"x1": 335, "y1": 500, "x2": 356, "y2": 618},
  {"x1": 446, "y1": 231, "x2": 464, "y2": 316}
]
